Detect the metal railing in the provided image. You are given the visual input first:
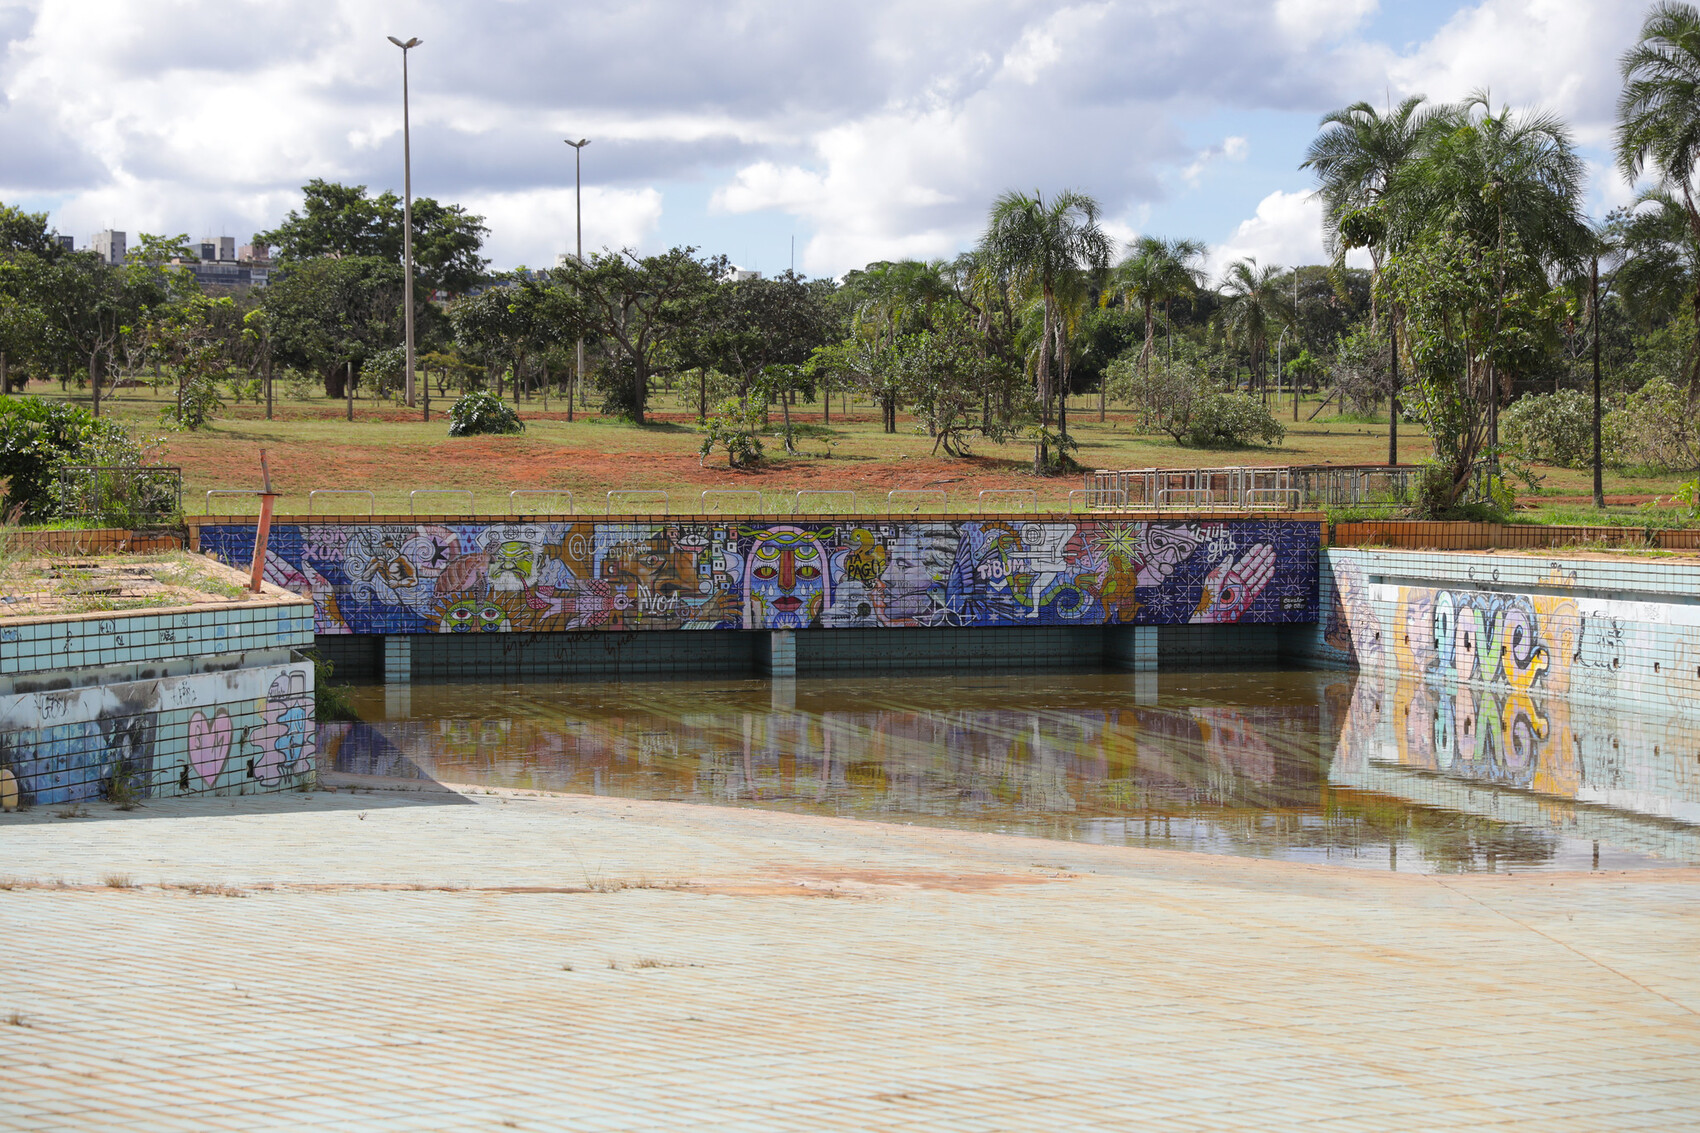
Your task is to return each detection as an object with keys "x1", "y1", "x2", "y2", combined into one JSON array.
[
  {"x1": 56, "y1": 465, "x2": 182, "y2": 525},
  {"x1": 409, "y1": 489, "x2": 475, "y2": 515},
  {"x1": 508, "y1": 490, "x2": 574, "y2": 515},
  {"x1": 204, "y1": 489, "x2": 266, "y2": 515},
  {"x1": 1089, "y1": 464, "x2": 1416, "y2": 512},
  {"x1": 793, "y1": 489, "x2": 857, "y2": 515},
  {"x1": 699, "y1": 489, "x2": 765, "y2": 515},
  {"x1": 887, "y1": 489, "x2": 947, "y2": 514},
  {"x1": 308, "y1": 489, "x2": 375, "y2": 516},
  {"x1": 1067, "y1": 488, "x2": 1126, "y2": 513},
  {"x1": 607, "y1": 489, "x2": 669, "y2": 514},
  {"x1": 978, "y1": 488, "x2": 1038, "y2": 512}
]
